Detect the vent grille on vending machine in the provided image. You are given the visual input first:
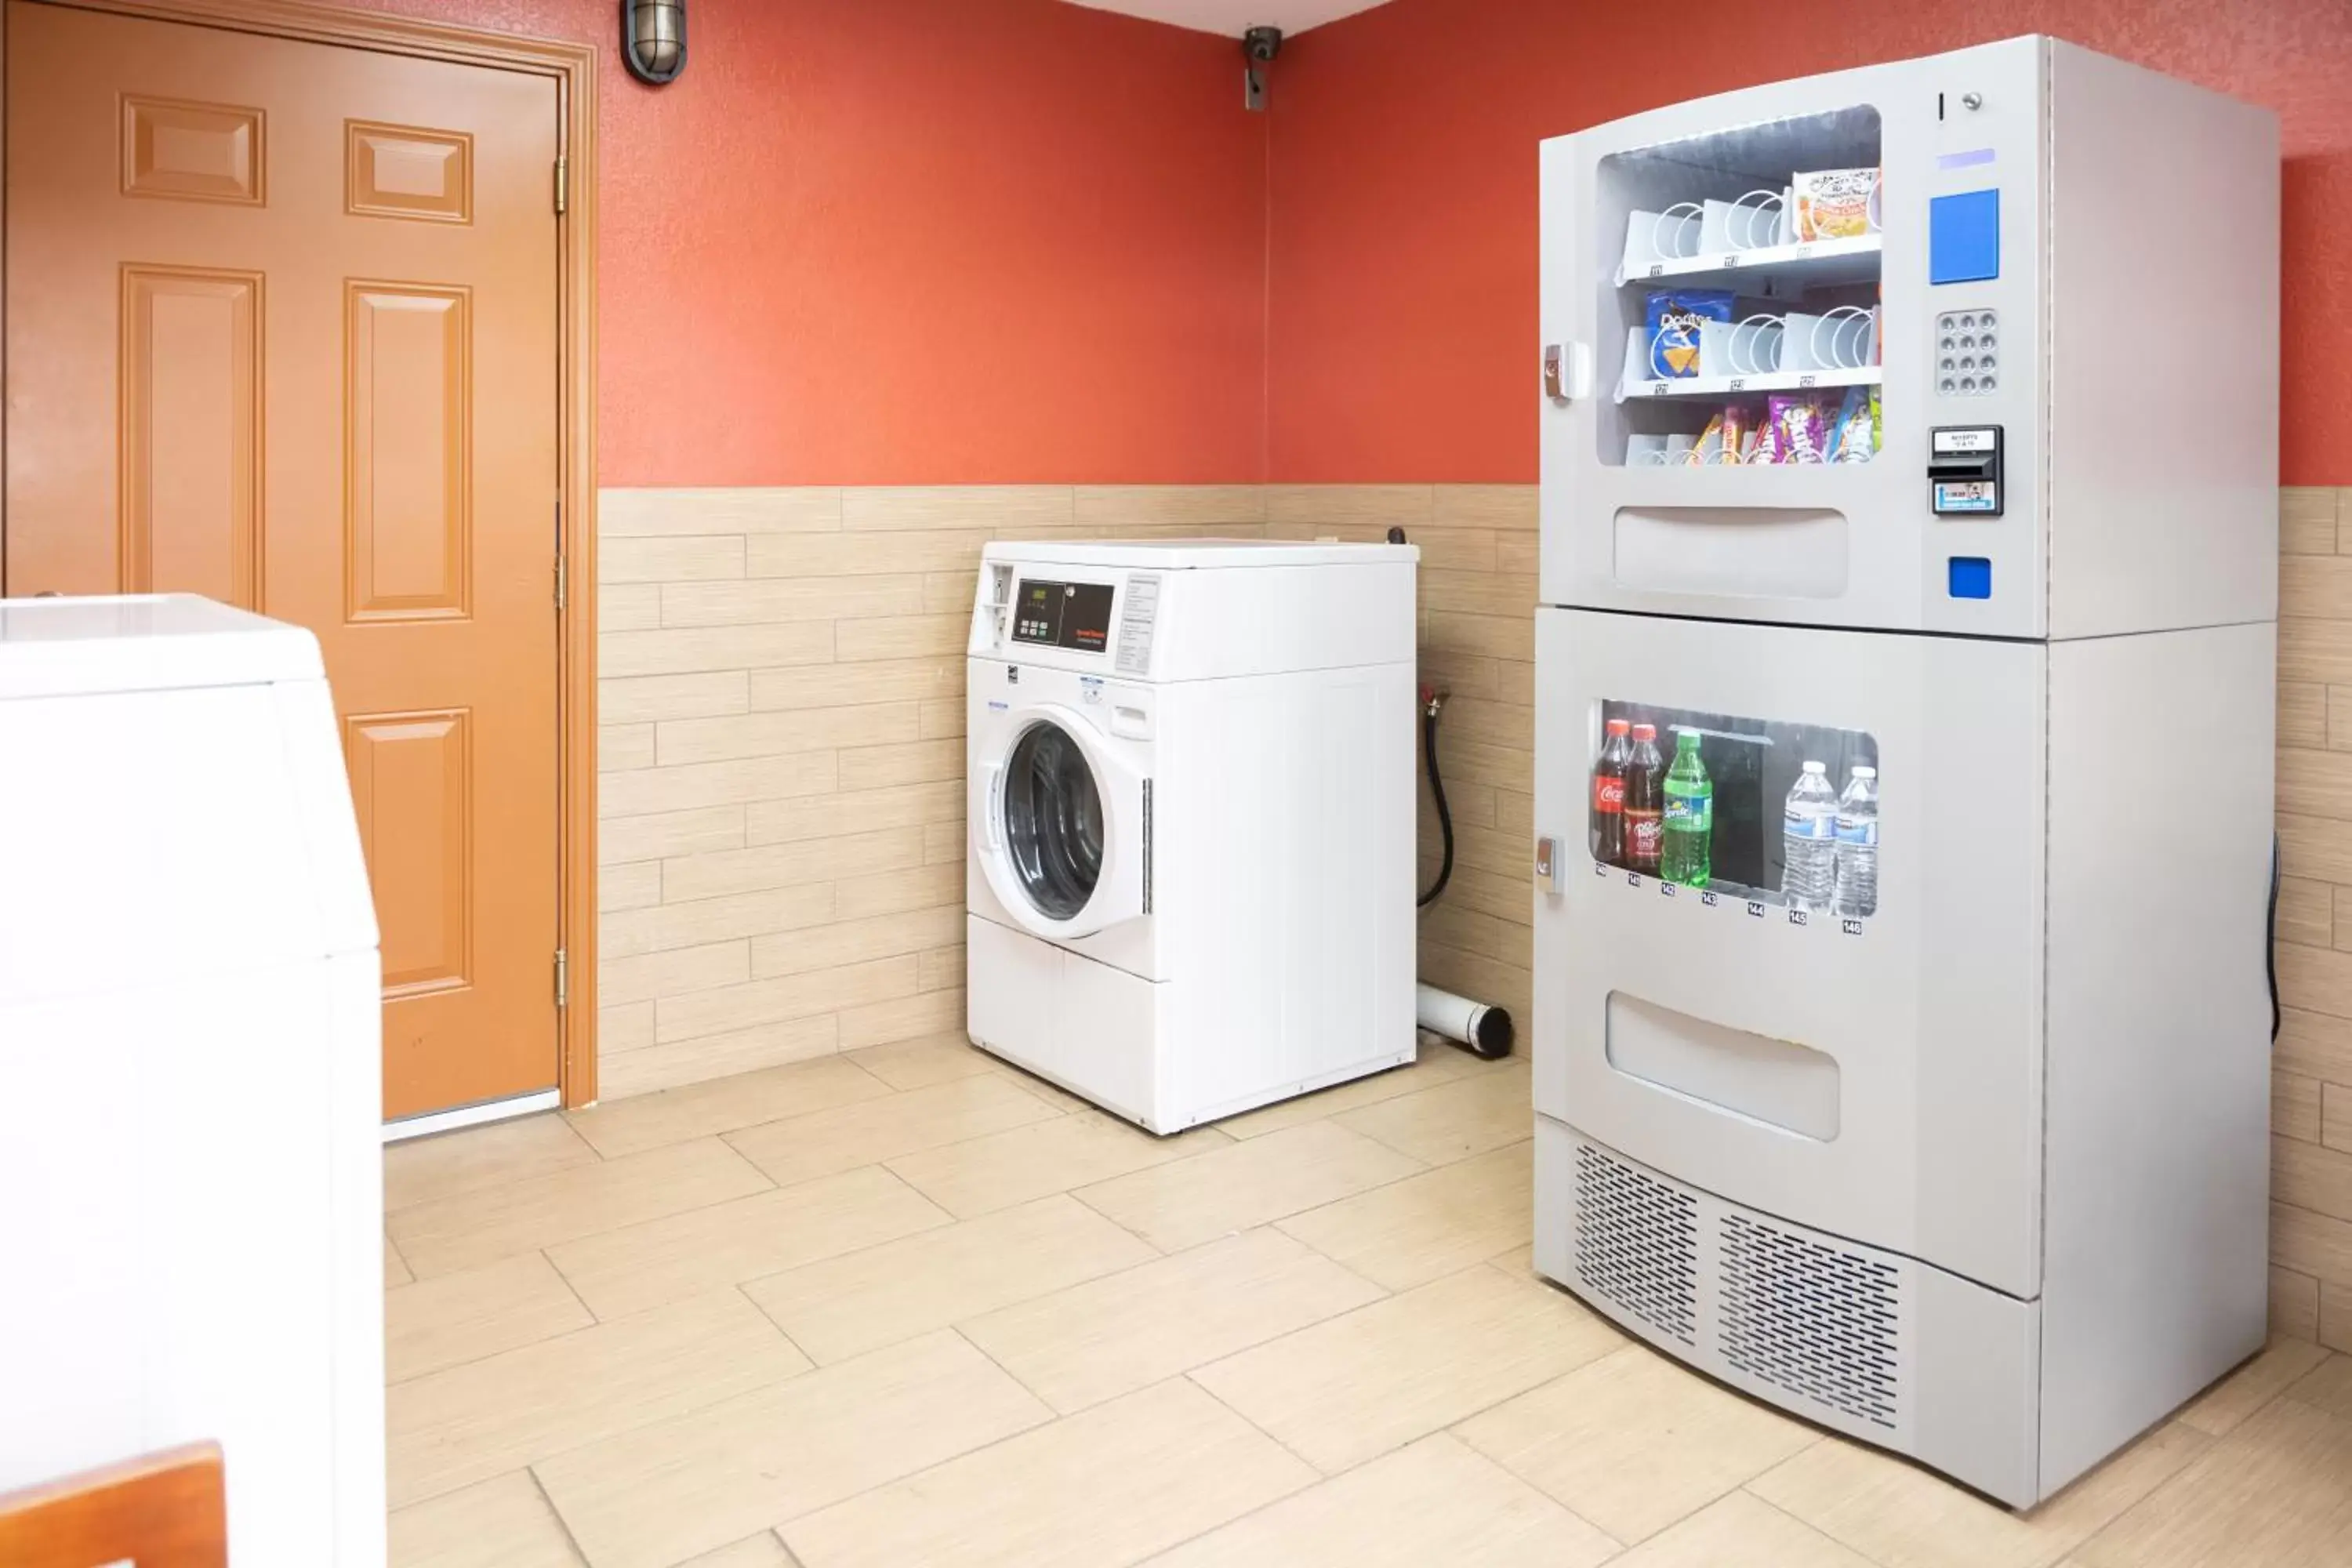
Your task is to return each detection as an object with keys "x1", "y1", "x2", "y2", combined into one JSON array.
[
  {"x1": 1716, "y1": 1213, "x2": 1901, "y2": 1429},
  {"x1": 1572, "y1": 1143, "x2": 1699, "y2": 1345}
]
